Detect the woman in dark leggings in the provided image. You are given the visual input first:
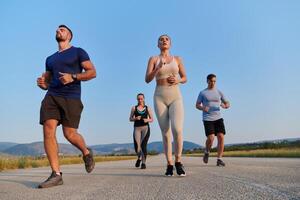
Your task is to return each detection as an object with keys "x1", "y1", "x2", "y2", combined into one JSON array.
[{"x1": 129, "y1": 93, "x2": 154, "y2": 169}]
